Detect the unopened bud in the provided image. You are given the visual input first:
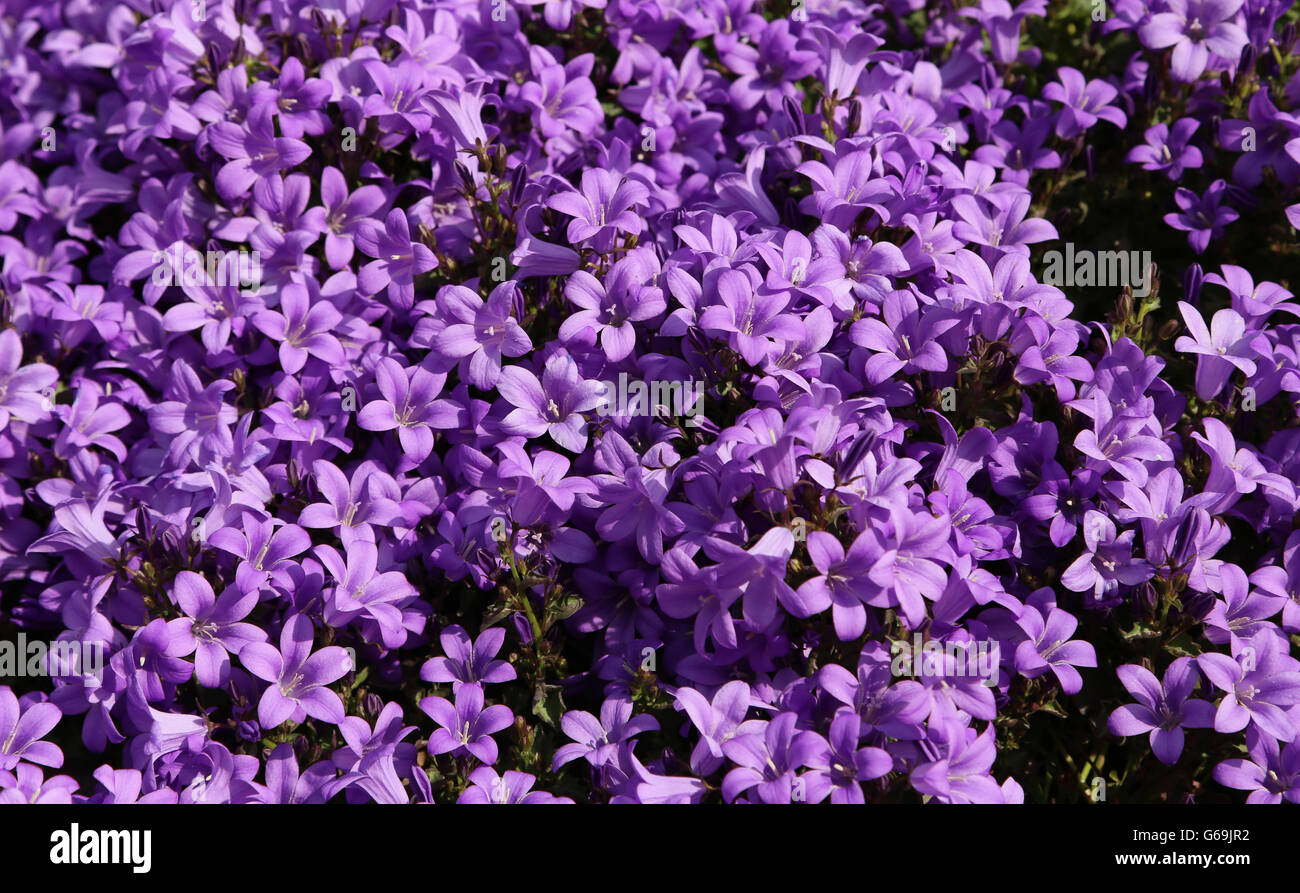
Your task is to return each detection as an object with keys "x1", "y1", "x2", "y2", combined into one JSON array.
[
  {"x1": 455, "y1": 161, "x2": 477, "y2": 194},
  {"x1": 1237, "y1": 43, "x2": 1255, "y2": 76},
  {"x1": 845, "y1": 100, "x2": 862, "y2": 136},
  {"x1": 510, "y1": 163, "x2": 528, "y2": 206},
  {"x1": 1183, "y1": 262, "x2": 1204, "y2": 304},
  {"x1": 782, "y1": 96, "x2": 805, "y2": 134}
]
